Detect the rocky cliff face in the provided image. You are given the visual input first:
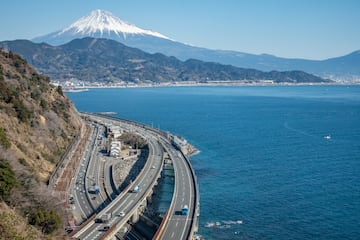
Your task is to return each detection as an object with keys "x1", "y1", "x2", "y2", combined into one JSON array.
[{"x1": 0, "y1": 49, "x2": 83, "y2": 238}]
